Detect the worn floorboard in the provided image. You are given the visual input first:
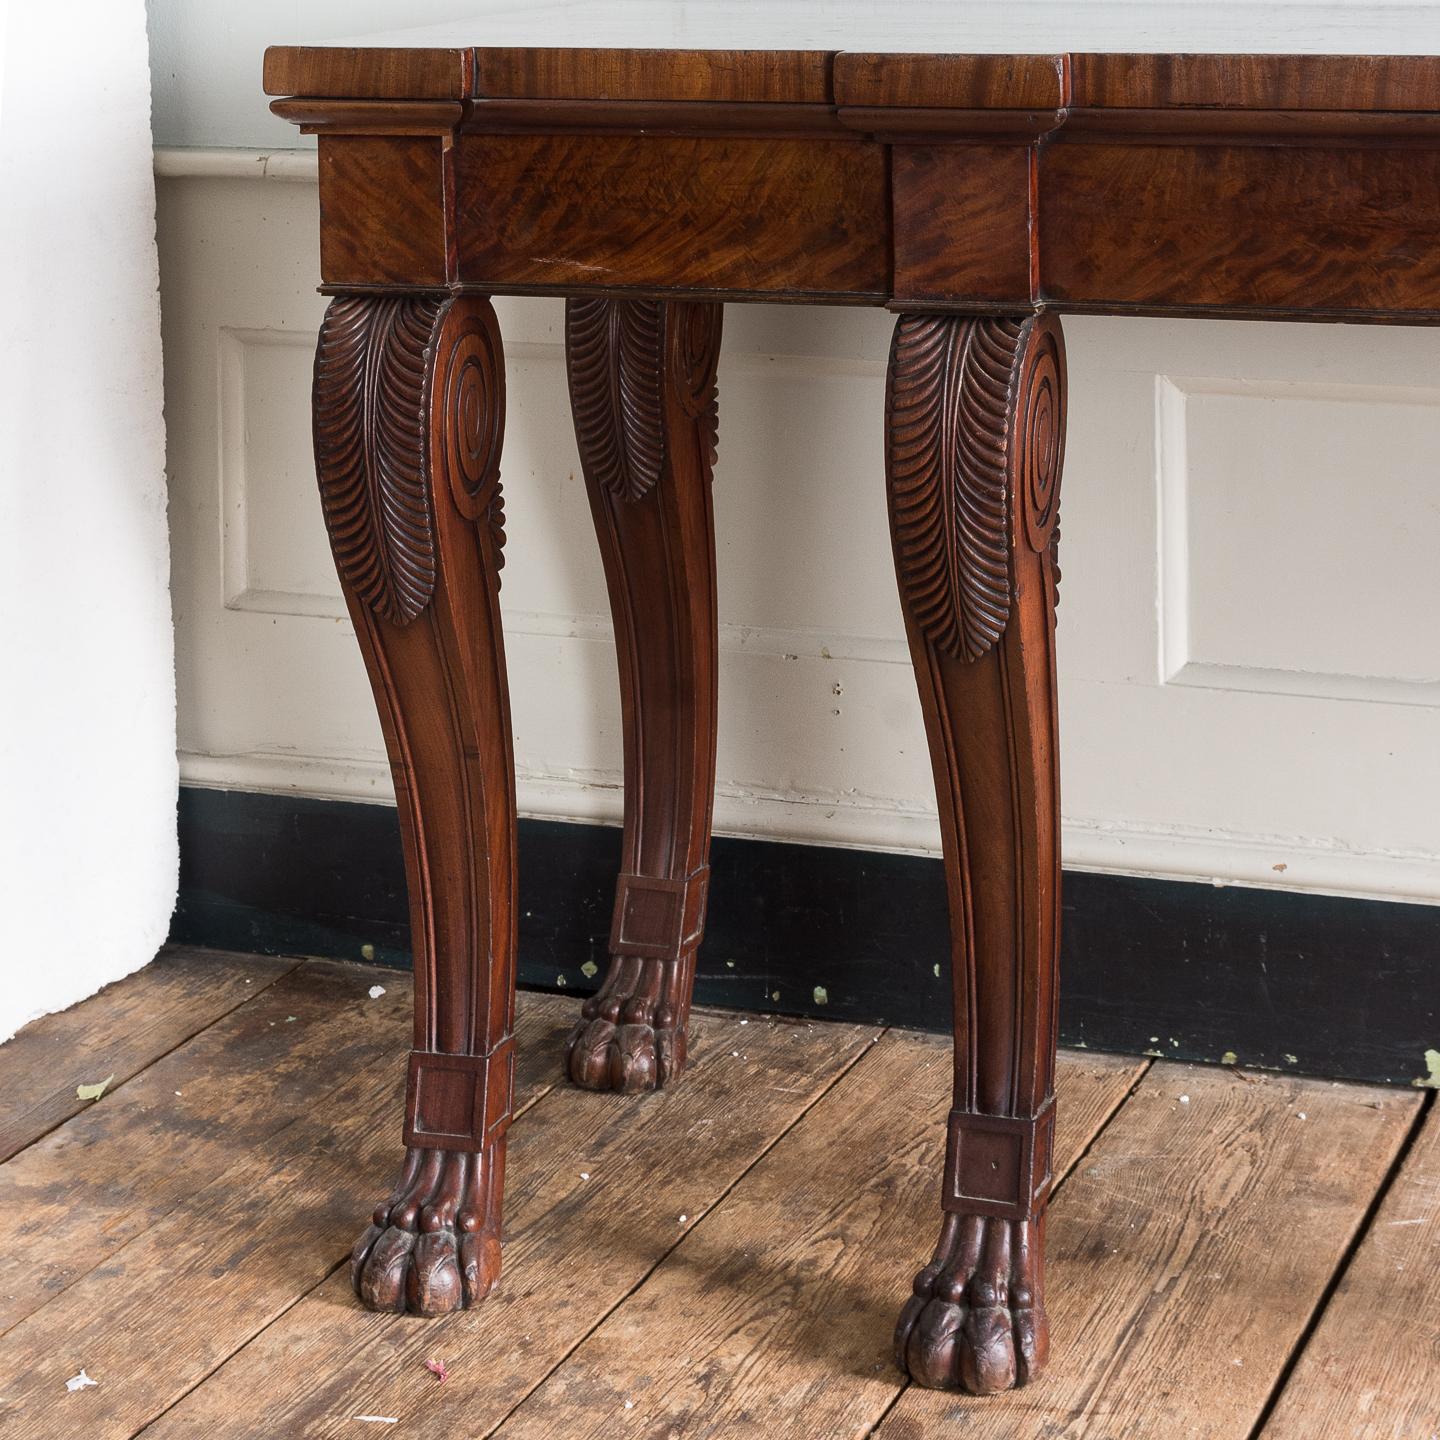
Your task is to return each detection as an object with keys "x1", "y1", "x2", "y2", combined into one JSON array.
[
  {"x1": 0, "y1": 950, "x2": 1435, "y2": 1440},
  {"x1": 0, "y1": 977, "x2": 568, "y2": 1440},
  {"x1": 1261, "y1": 1095, "x2": 1439, "y2": 1440},
  {"x1": 0, "y1": 948, "x2": 297, "y2": 1163},
  {"x1": 137, "y1": 1011, "x2": 878, "y2": 1438},
  {"x1": 494, "y1": 1037, "x2": 1146, "y2": 1440}
]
